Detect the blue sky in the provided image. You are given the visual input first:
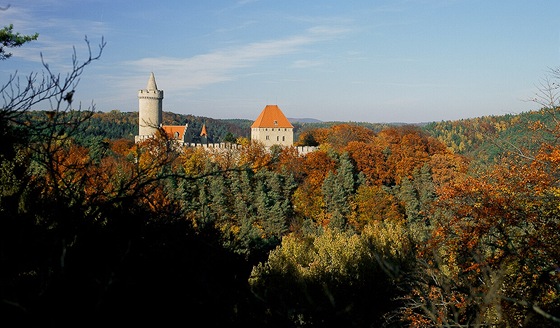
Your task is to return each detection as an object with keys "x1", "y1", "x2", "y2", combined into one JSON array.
[{"x1": 2, "y1": 0, "x2": 559, "y2": 123}]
